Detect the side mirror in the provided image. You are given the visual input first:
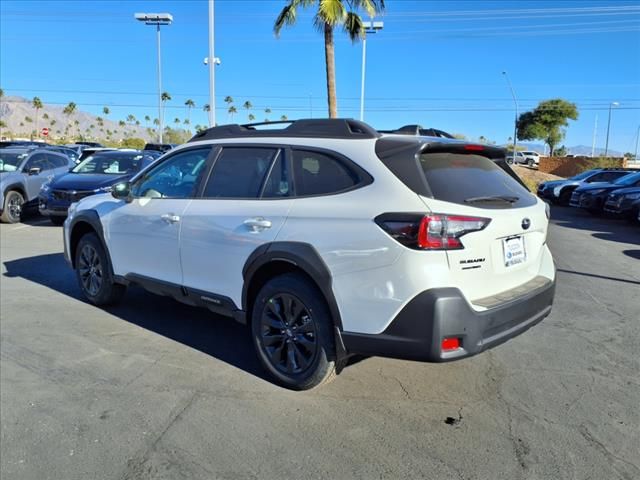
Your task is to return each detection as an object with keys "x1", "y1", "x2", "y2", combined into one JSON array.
[
  {"x1": 28, "y1": 167, "x2": 41, "y2": 176},
  {"x1": 111, "y1": 181, "x2": 132, "y2": 201}
]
